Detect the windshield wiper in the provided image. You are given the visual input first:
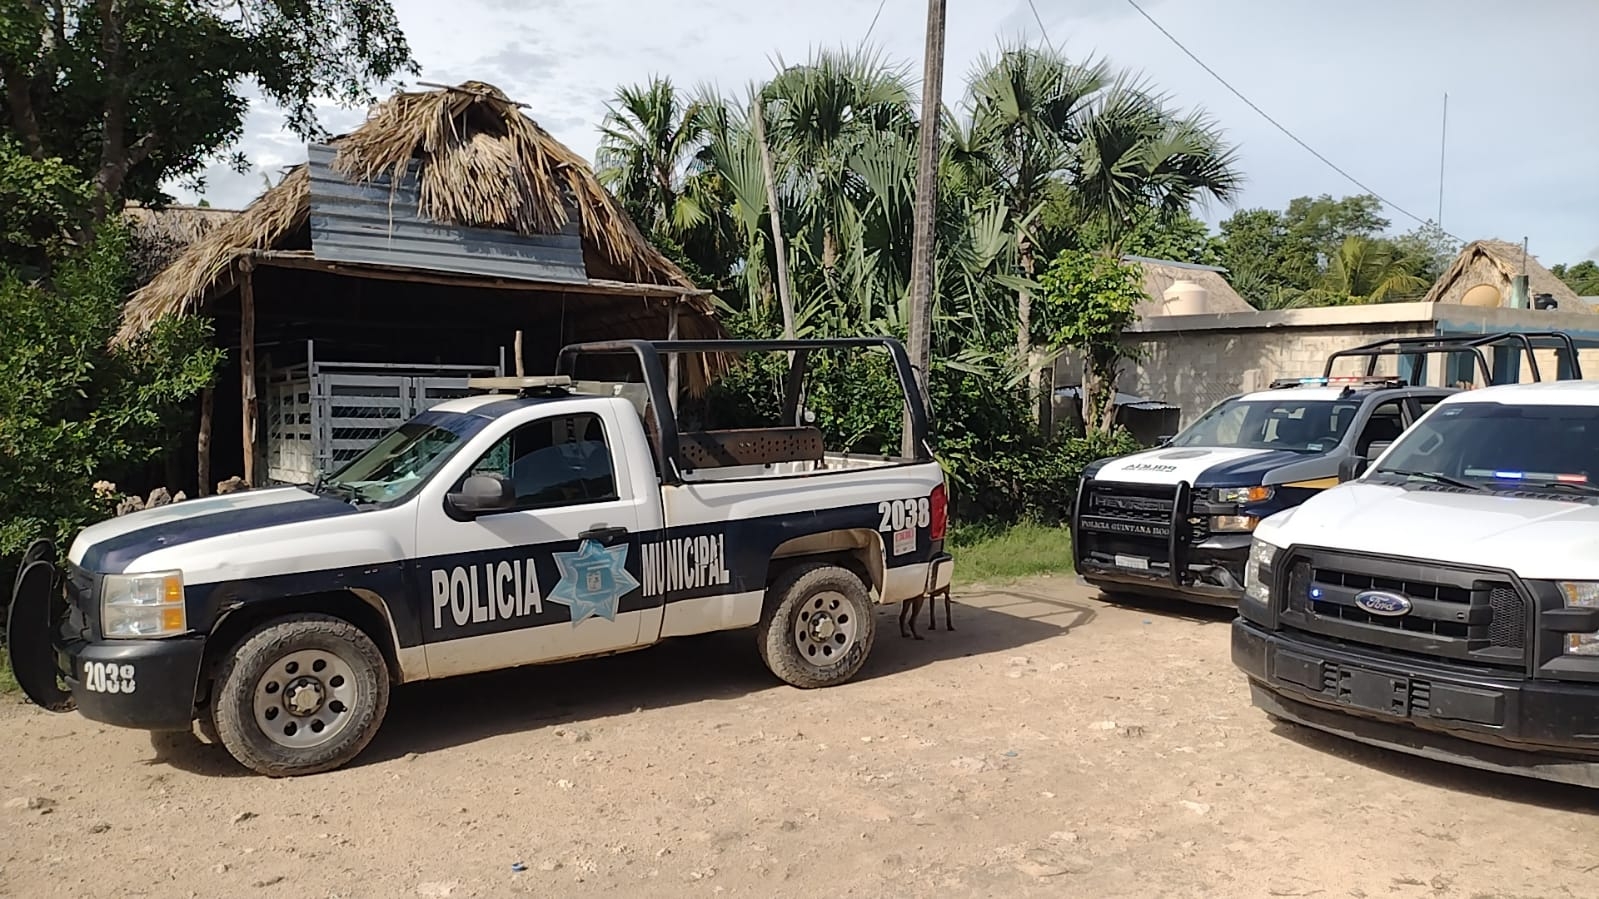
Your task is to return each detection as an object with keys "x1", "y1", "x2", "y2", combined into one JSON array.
[
  {"x1": 1519, "y1": 480, "x2": 1599, "y2": 497},
  {"x1": 314, "y1": 479, "x2": 360, "y2": 502},
  {"x1": 1375, "y1": 469, "x2": 1487, "y2": 491}
]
